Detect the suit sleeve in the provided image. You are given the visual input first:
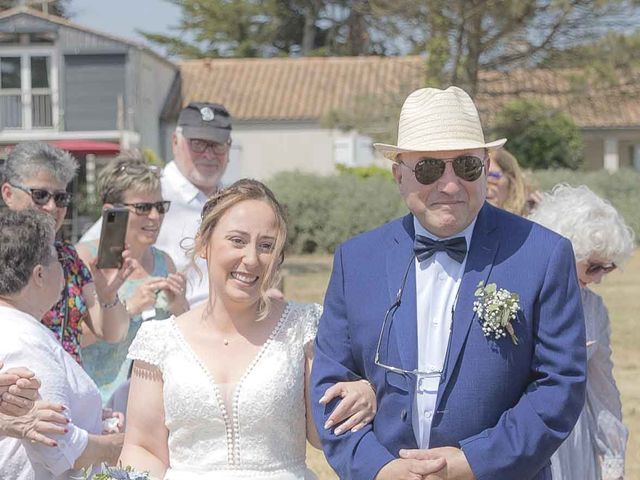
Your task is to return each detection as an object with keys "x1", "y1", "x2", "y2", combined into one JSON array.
[
  {"x1": 460, "y1": 237, "x2": 587, "y2": 479},
  {"x1": 310, "y1": 245, "x2": 395, "y2": 480}
]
